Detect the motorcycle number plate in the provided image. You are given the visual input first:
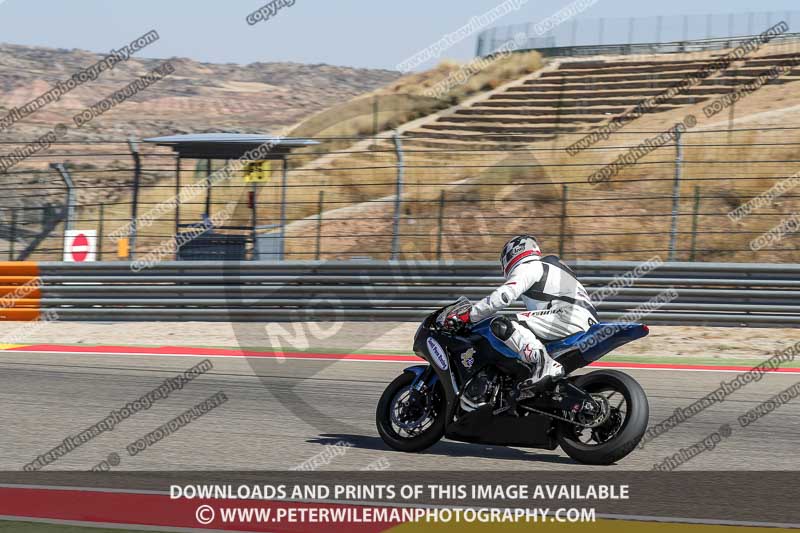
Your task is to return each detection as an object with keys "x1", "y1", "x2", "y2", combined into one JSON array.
[{"x1": 426, "y1": 337, "x2": 449, "y2": 371}]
